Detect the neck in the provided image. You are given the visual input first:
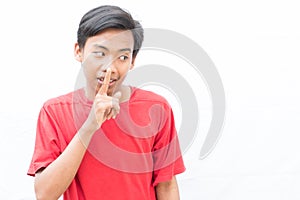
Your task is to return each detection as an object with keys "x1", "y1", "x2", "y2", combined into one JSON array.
[
  {"x1": 84, "y1": 85, "x2": 131, "y2": 102},
  {"x1": 119, "y1": 85, "x2": 131, "y2": 103}
]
